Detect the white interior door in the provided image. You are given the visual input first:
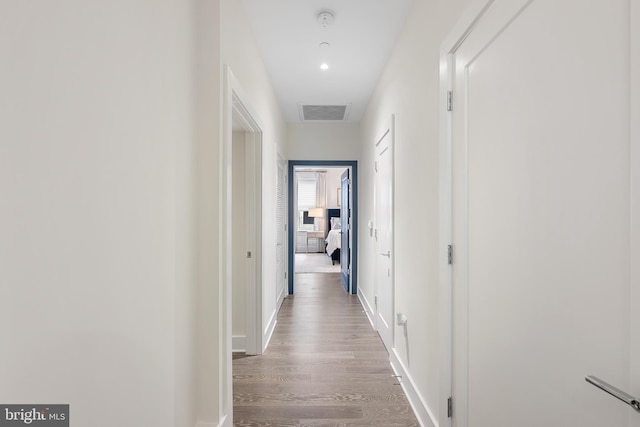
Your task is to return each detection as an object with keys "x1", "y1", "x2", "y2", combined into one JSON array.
[
  {"x1": 449, "y1": 1, "x2": 634, "y2": 426},
  {"x1": 276, "y1": 156, "x2": 286, "y2": 308},
  {"x1": 375, "y1": 119, "x2": 394, "y2": 352}
]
